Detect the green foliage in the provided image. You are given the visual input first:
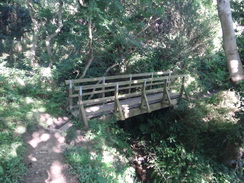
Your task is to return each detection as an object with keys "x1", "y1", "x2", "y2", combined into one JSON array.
[
  {"x1": 0, "y1": 65, "x2": 67, "y2": 182},
  {"x1": 64, "y1": 118, "x2": 135, "y2": 183},
  {"x1": 185, "y1": 52, "x2": 230, "y2": 95},
  {"x1": 123, "y1": 93, "x2": 243, "y2": 182}
]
